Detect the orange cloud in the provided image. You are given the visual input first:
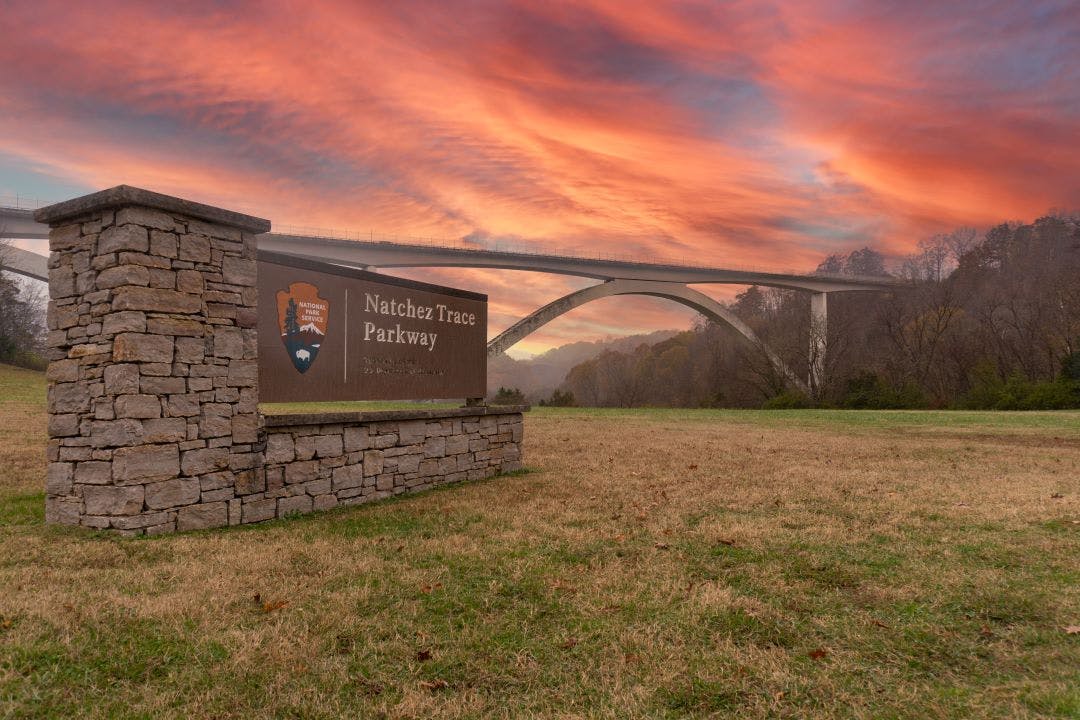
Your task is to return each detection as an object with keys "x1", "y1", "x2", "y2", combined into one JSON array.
[{"x1": 1, "y1": 0, "x2": 1076, "y2": 352}]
